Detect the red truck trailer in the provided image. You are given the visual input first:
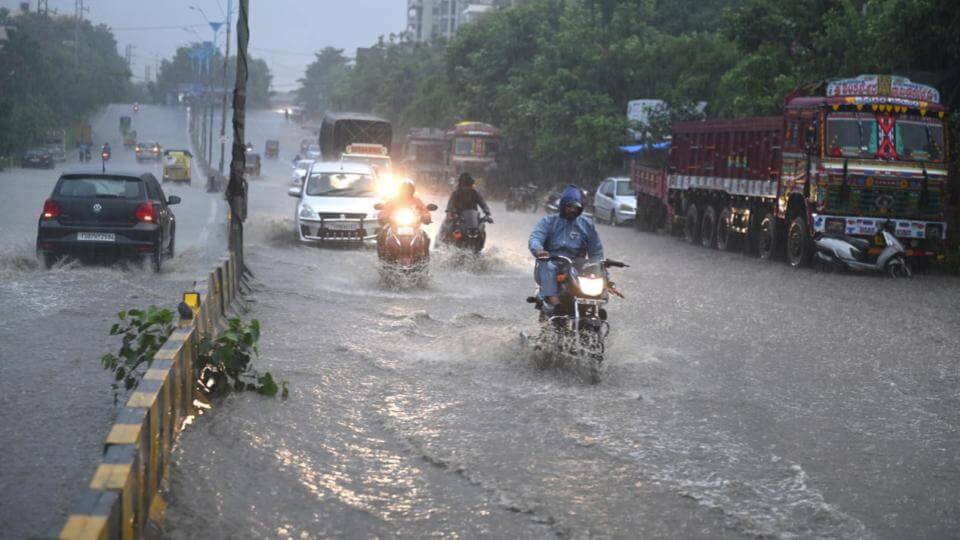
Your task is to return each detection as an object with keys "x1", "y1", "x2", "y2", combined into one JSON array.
[{"x1": 633, "y1": 75, "x2": 950, "y2": 266}]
